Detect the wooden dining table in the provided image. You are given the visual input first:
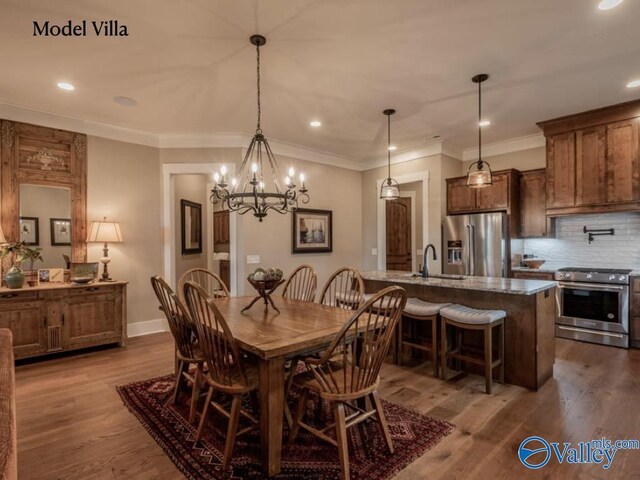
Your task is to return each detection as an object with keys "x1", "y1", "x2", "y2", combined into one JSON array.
[{"x1": 213, "y1": 295, "x2": 354, "y2": 477}]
